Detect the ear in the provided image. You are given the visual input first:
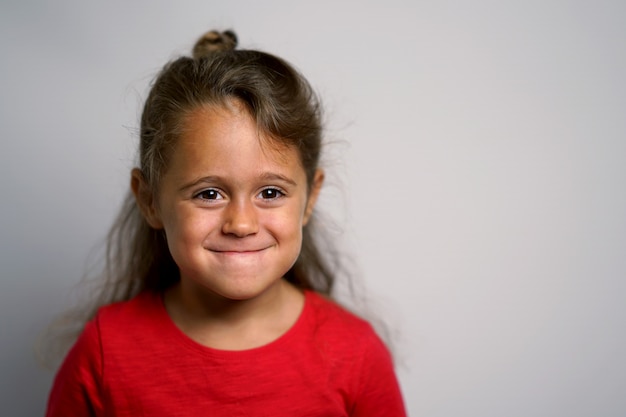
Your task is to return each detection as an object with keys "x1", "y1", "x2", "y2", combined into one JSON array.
[
  {"x1": 130, "y1": 168, "x2": 164, "y2": 229},
  {"x1": 303, "y1": 169, "x2": 324, "y2": 226}
]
